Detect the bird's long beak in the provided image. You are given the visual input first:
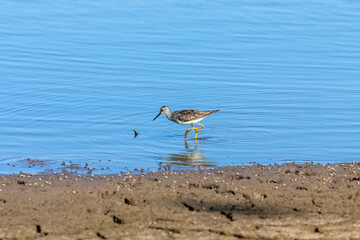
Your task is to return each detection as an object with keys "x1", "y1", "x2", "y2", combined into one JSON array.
[{"x1": 153, "y1": 112, "x2": 161, "y2": 121}]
